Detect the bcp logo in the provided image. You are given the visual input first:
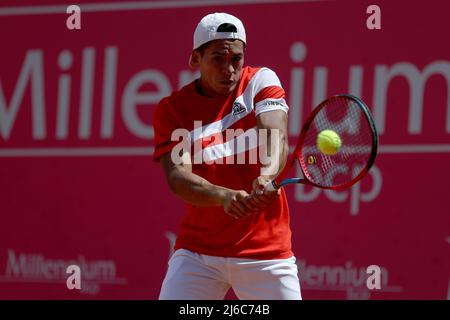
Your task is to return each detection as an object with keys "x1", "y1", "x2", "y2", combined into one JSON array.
[{"x1": 294, "y1": 164, "x2": 382, "y2": 216}]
